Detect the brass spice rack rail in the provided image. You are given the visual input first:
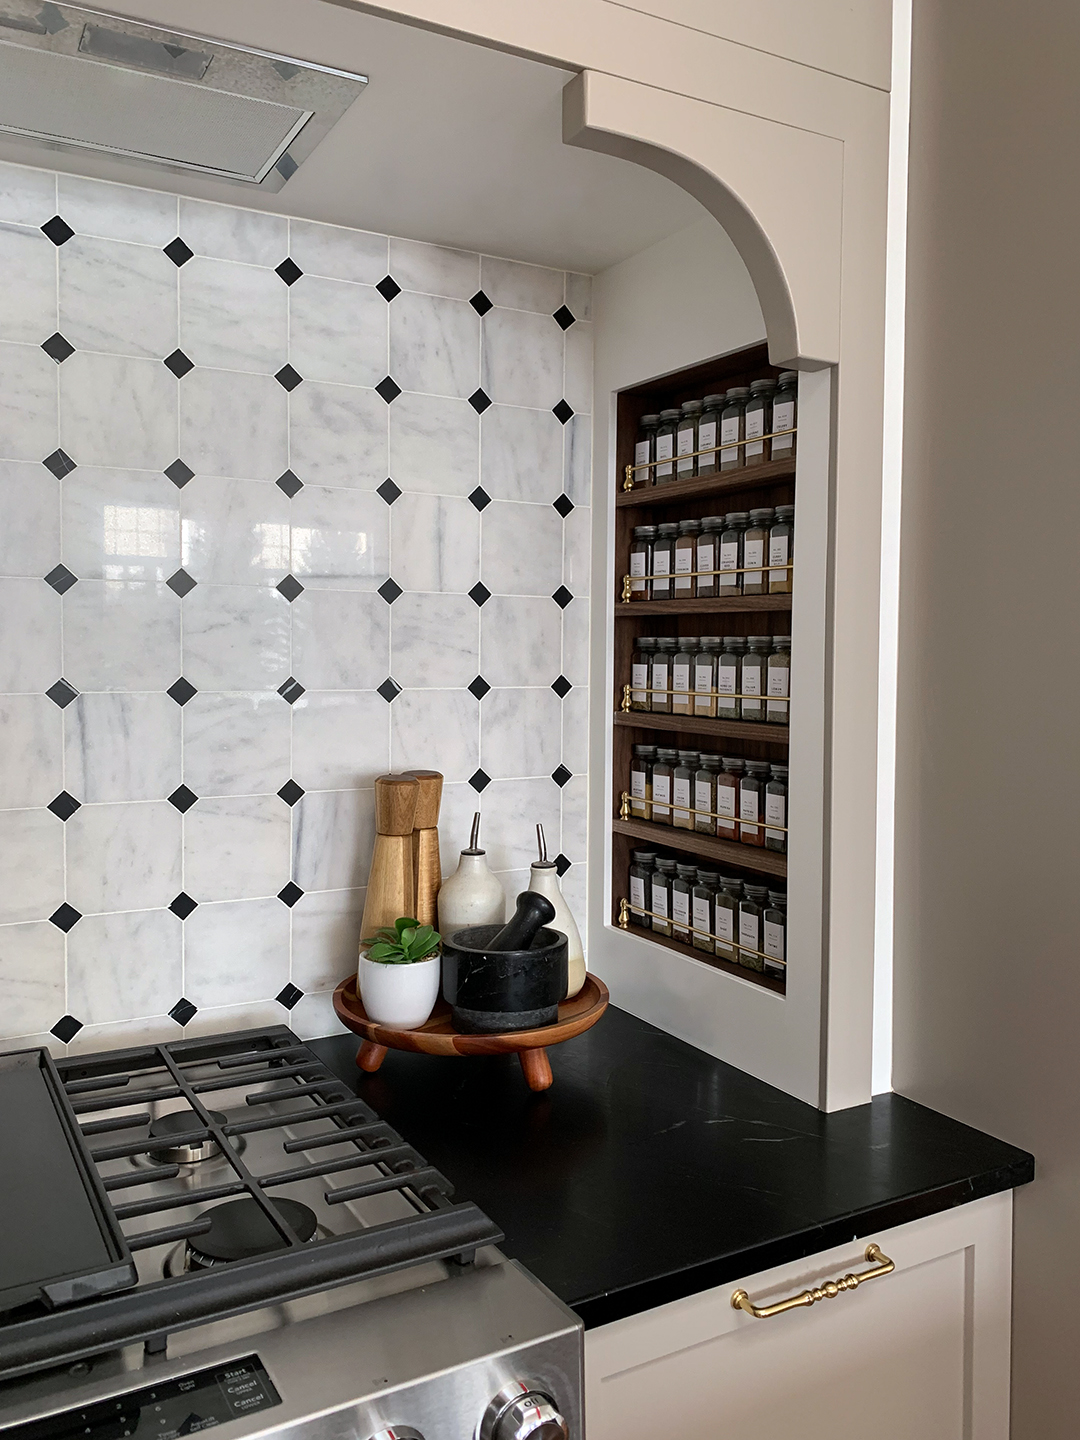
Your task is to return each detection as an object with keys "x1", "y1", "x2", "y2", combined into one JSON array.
[
  {"x1": 619, "y1": 791, "x2": 787, "y2": 835},
  {"x1": 617, "y1": 454, "x2": 795, "y2": 509},
  {"x1": 612, "y1": 816, "x2": 787, "y2": 879},
  {"x1": 617, "y1": 897, "x2": 786, "y2": 973},
  {"x1": 623, "y1": 428, "x2": 798, "y2": 490},
  {"x1": 613, "y1": 712, "x2": 790, "y2": 744},
  {"x1": 620, "y1": 684, "x2": 789, "y2": 718},
  {"x1": 614, "y1": 910, "x2": 786, "y2": 995}
]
